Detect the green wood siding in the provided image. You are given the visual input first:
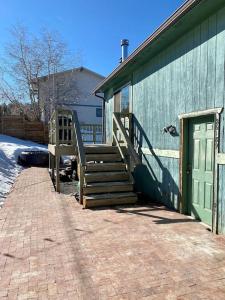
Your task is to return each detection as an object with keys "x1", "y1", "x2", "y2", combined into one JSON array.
[
  {"x1": 134, "y1": 156, "x2": 179, "y2": 209},
  {"x1": 132, "y1": 6, "x2": 225, "y2": 150},
  {"x1": 104, "y1": 4, "x2": 225, "y2": 233}
]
